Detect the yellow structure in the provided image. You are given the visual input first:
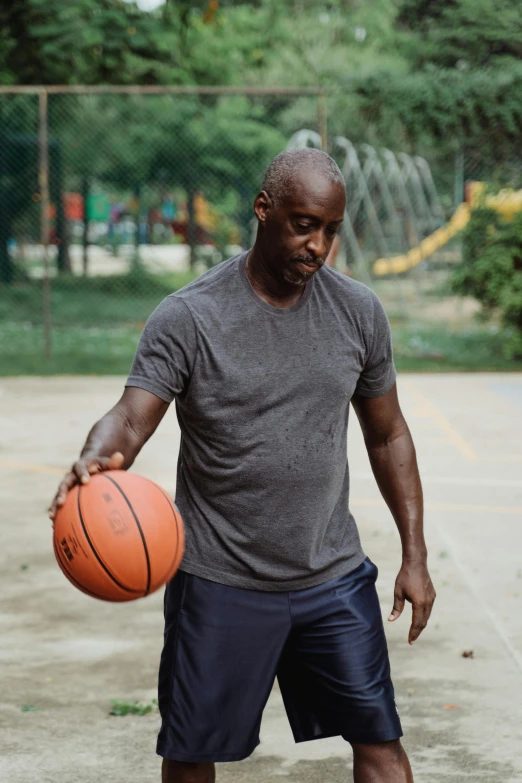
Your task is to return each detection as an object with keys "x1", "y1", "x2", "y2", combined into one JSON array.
[{"x1": 372, "y1": 182, "x2": 522, "y2": 277}]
